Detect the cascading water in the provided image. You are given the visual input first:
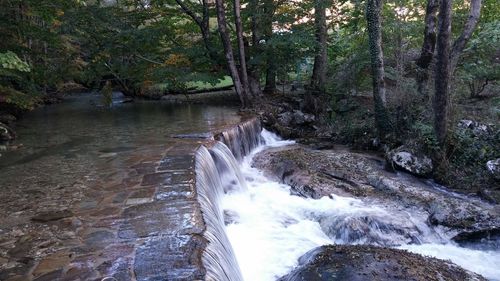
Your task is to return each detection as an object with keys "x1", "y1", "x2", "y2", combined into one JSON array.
[
  {"x1": 195, "y1": 118, "x2": 262, "y2": 281},
  {"x1": 217, "y1": 118, "x2": 262, "y2": 161},
  {"x1": 195, "y1": 145, "x2": 244, "y2": 281},
  {"x1": 196, "y1": 120, "x2": 500, "y2": 281}
]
